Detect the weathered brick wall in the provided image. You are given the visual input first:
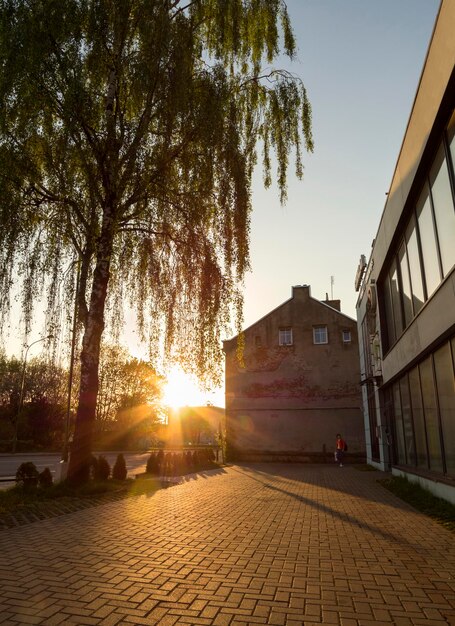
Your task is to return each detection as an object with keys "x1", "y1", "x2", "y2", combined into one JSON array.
[{"x1": 224, "y1": 286, "x2": 365, "y2": 458}]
